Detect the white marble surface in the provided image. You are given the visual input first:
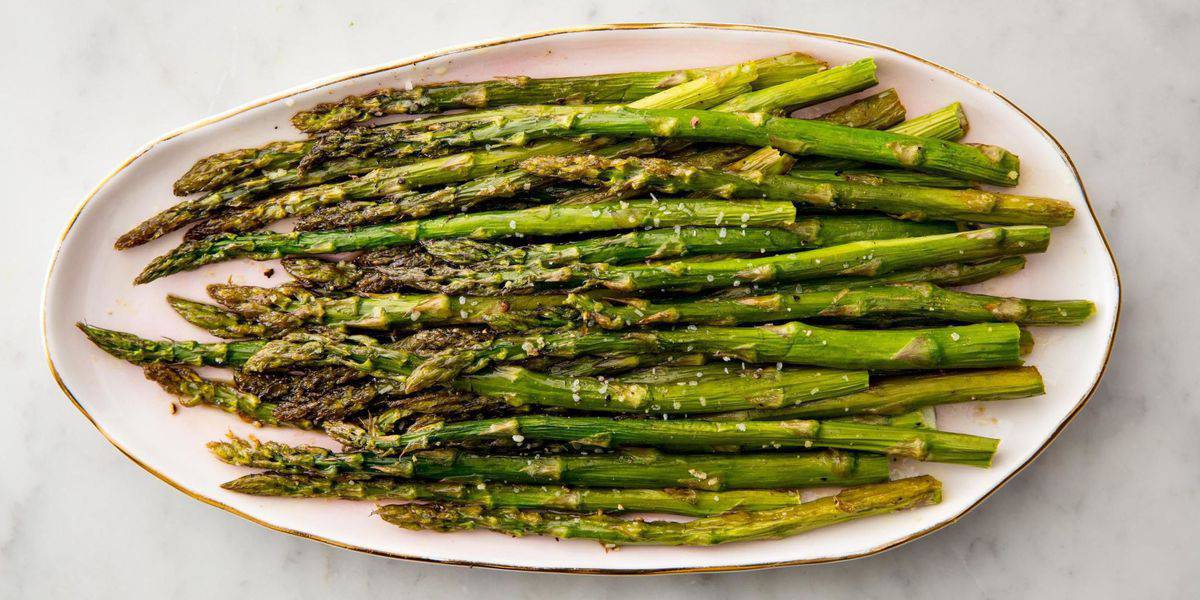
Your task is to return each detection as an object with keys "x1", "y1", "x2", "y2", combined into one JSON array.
[{"x1": 3, "y1": 0, "x2": 1196, "y2": 596}]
